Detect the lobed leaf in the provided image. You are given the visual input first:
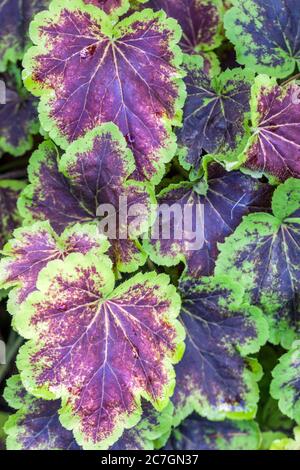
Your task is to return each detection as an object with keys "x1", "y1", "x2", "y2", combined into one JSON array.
[
  {"x1": 225, "y1": 0, "x2": 300, "y2": 78},
  {"x1": 178, "y1": 56, "x2": 254, "y2": 175},
  {"x1": 271, "y1": 341, "x2": 300, "y2": 425},
  {"x1": 22, "y1": 0, "x2": 186, "y2": 183},
  {"x1": 15, "y1": 255, "x2": 184, "y2": 449},
  {"x1": 244, "y1": 75, "x2": 300, "y2": 181},
  {"x1": 165, "y1": 413, "x2": 261, "y2": 450},
  {"x1": 18, "y1": 124, "x2": 155, "y2": 272},
  {"x1": 144, "y1": 163, "x2": 273, "y2": 277},
  {"x1": 171, "y1": 275, "x2": 268, "y2": 424},
  {"x1": 216, "y1": 178, "x2": 300, "y2": 349}
]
